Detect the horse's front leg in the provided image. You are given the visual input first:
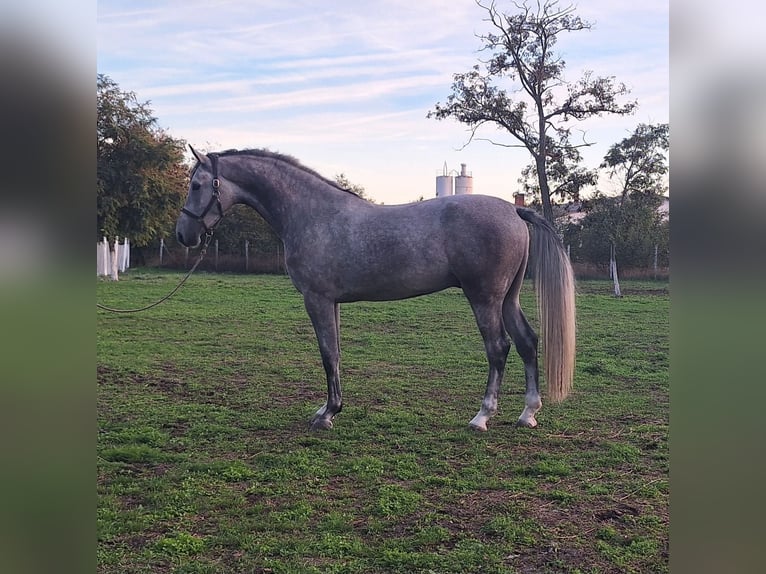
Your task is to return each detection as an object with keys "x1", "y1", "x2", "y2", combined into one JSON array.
[{"x1": 304, "y1": 295, "x2": 342, "y2": 431}]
